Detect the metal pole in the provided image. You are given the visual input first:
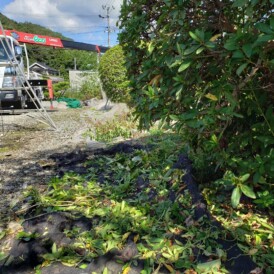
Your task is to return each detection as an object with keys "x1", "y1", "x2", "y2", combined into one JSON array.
[
  {"x1": 0, "y1": 99, "x2": 4, "y2": 136},
  {"x1": 107, "y1": 10, "x2": 110, "y2": 48},
  {"x1": 24, "y1": 43, "x2": 30, "y2": 79},
  {"x1": 74, "y1": 57, "x2": 77, "y2": 70},
  {"x1": 99, "y1": 5, "x2": 114, "y2": 48}
]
